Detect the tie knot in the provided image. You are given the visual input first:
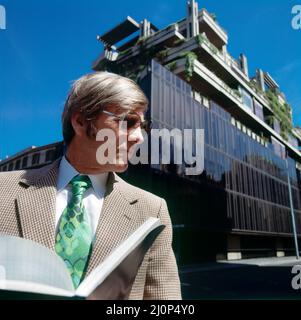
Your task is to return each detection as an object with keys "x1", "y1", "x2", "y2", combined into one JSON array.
[{"x1": 70, "y1": 175, "x2": 92, "y2": 195}]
